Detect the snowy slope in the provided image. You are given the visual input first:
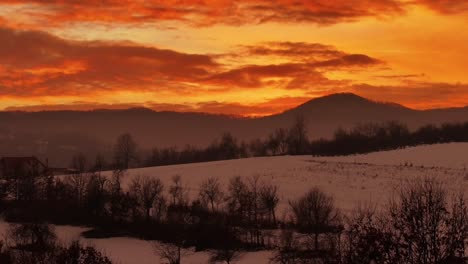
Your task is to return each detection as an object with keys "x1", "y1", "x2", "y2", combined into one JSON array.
[
  {"x1": 49, "y1": 143, "x2": 468, "y2": 263},
  {"x1": 94, "y1": 143, "x2": 468, "y2": 214},
  {"x1": 314, "y1": 142, "x2": 468, "y2": 168}
]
